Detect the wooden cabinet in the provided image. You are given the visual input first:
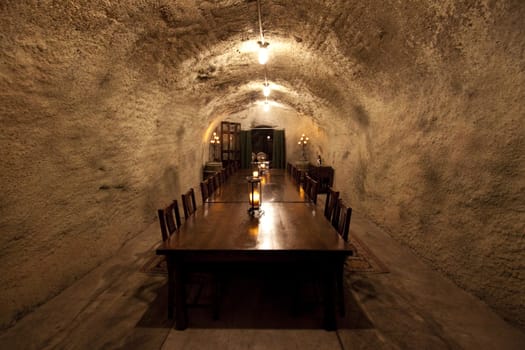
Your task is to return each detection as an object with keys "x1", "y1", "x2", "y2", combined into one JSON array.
[
  {"x1": 220, "y1": 121, "x2": 241, "y2": 166},
  {"x1": 308, "y1": 165, "x2": 334, "y2": 193}
]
